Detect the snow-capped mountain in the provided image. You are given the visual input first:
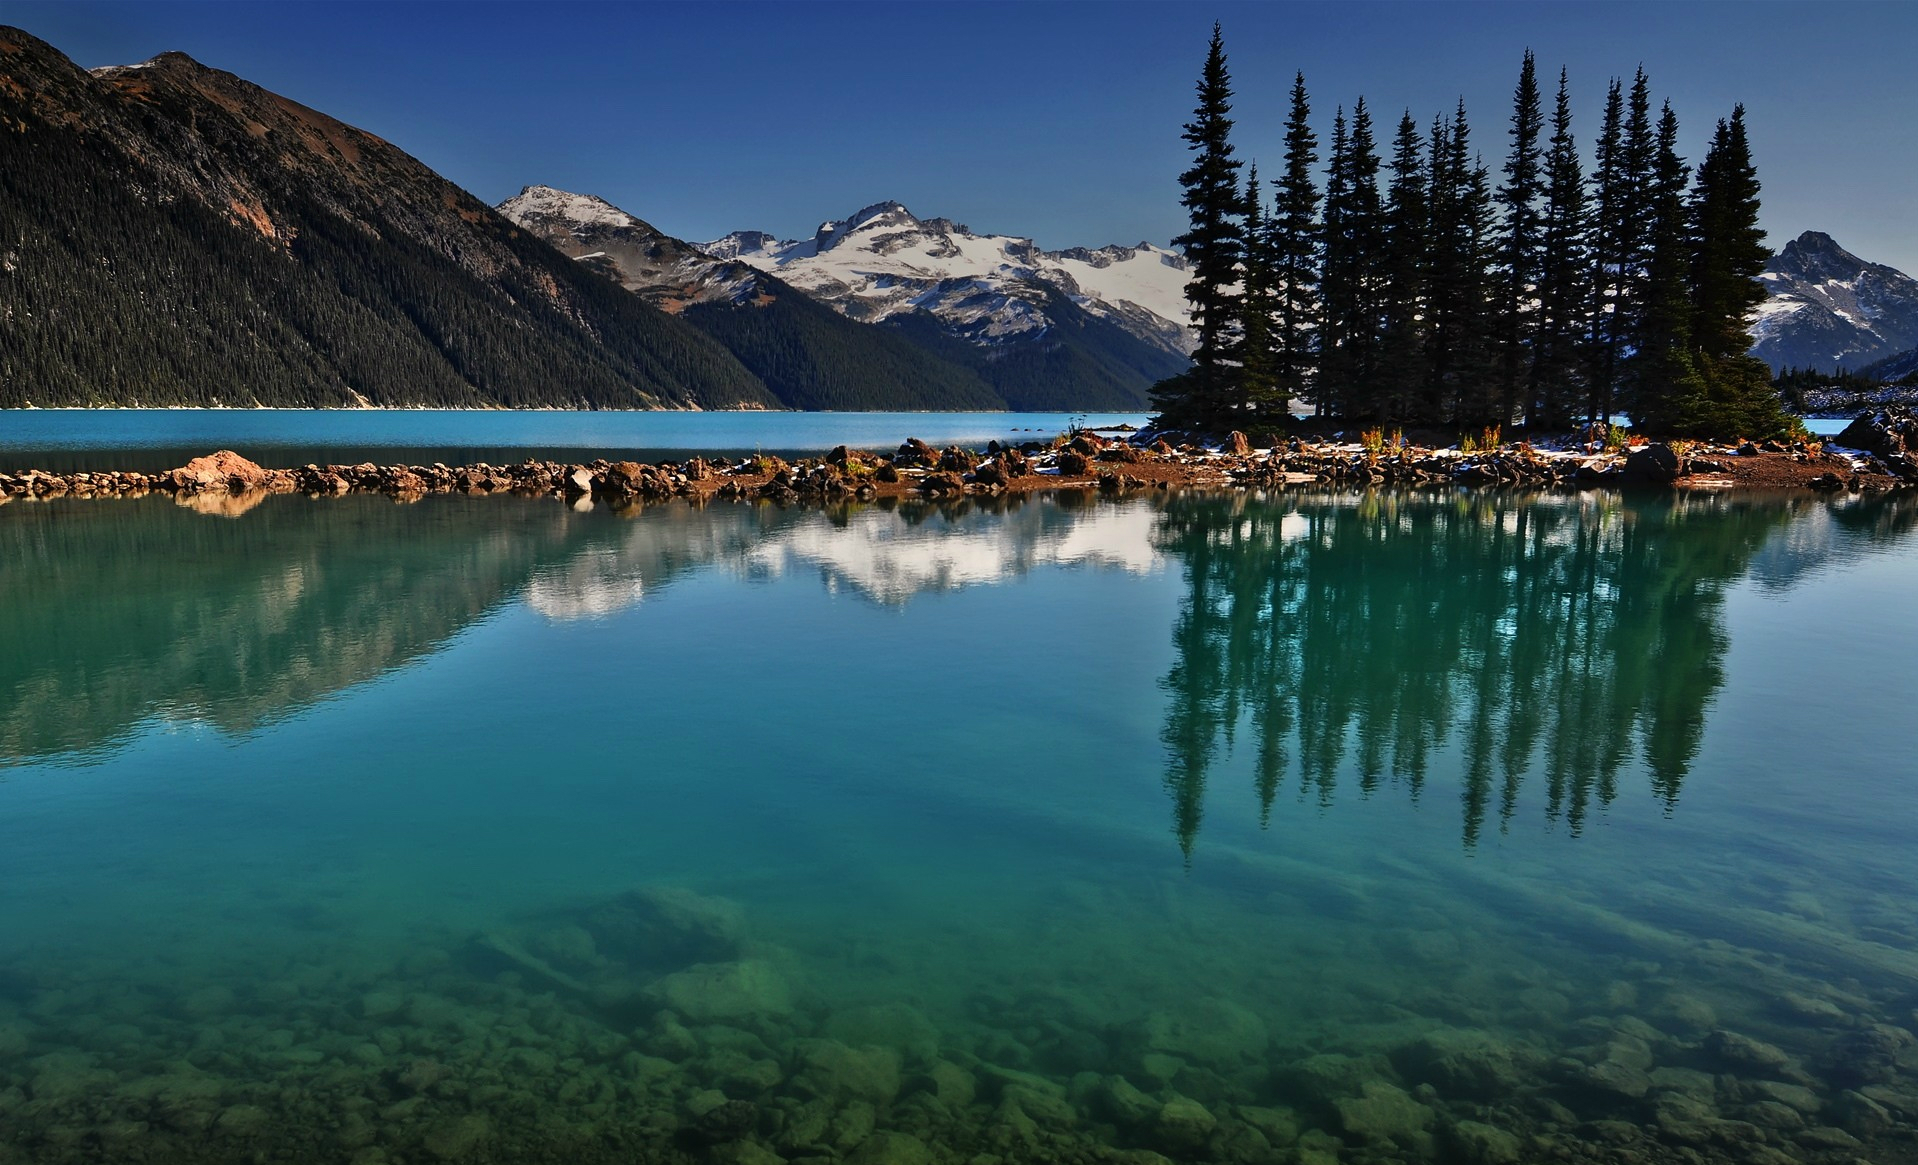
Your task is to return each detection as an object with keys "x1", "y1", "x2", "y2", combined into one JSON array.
[
  {"x1": 703, "y1": 201, "x2": 1194, "y2": 360},
  {"x1": 498, "y1": 185, "x2": 768, "y2": 311},
  {"x1": 1751, "y1": 231, "x2": 1918, "y2": 372}
]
